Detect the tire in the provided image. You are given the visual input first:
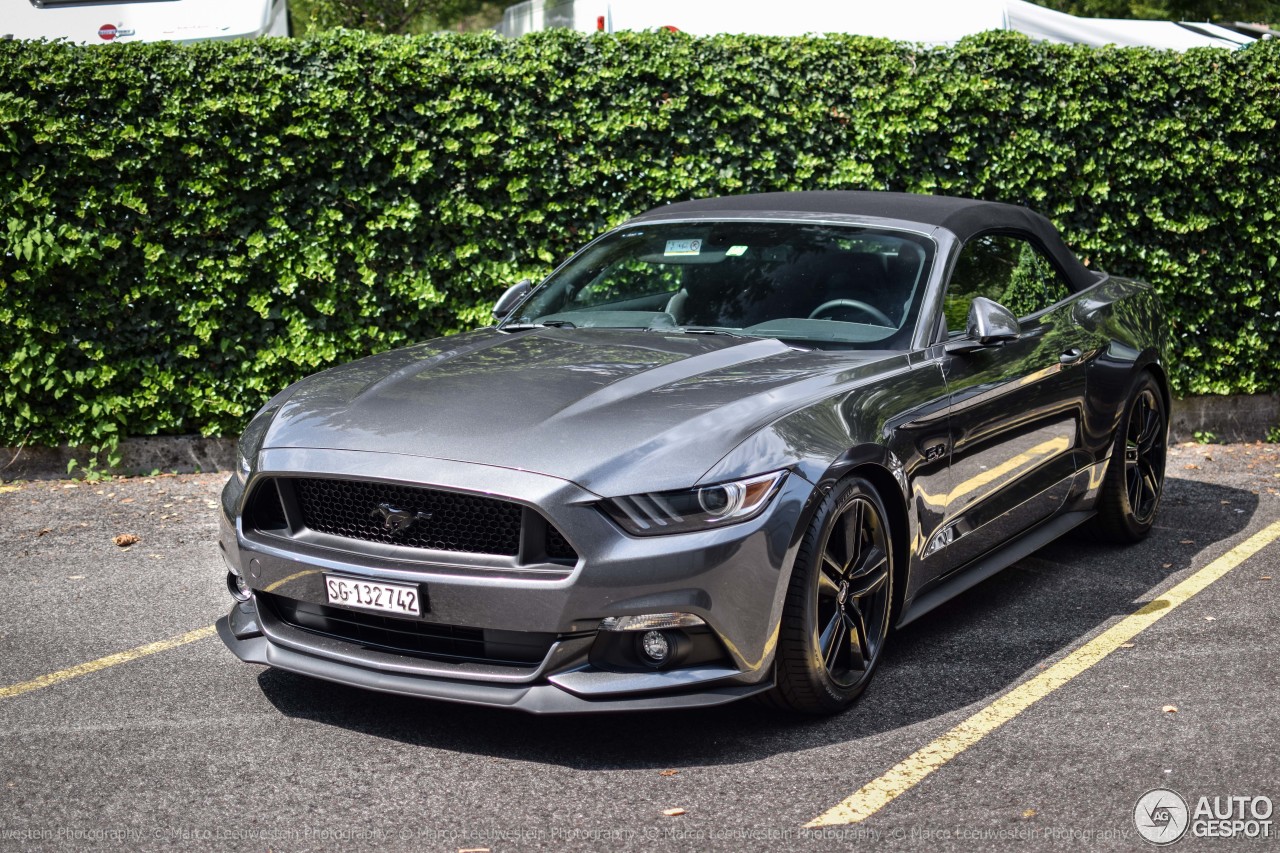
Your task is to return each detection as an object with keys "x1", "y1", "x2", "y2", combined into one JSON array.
[
  {"x1": 1094, "y1": 371, "x2": 1168, "y2": 542},
  {"x1": 766, "y1": 476, "x2": 894, "y2": 714}
]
